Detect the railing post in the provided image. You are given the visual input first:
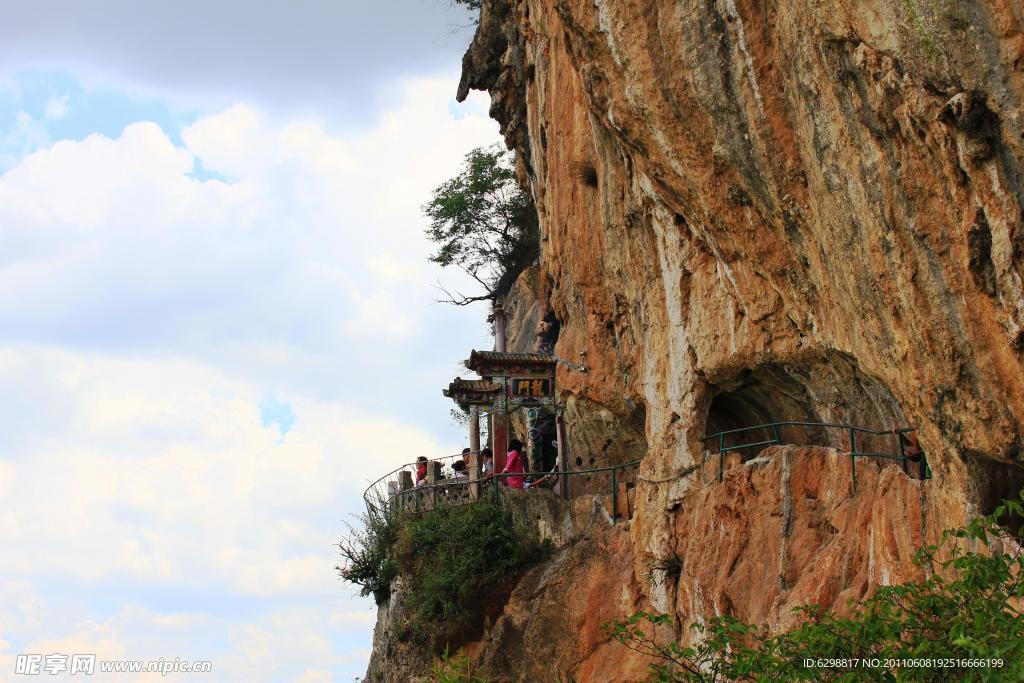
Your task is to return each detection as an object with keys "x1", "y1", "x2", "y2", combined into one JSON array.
[
  {"x1": 772, "y1": 424, "x2": 782, "y2": 445},
  {"x1": 427, "y1": 461, "x2": 440, "y2": 511},
  {"x1": 399, "y1": 473, "x2": 415, "y2": 516},
  {"x1": 611, "y1": 466, "x2": 618, "y2": 525},
  {"x1": 386, "y1": 481, "x2": 399, "y2": 512},
  {"x1": 849, "y1": 428, "x2": 857, "y2": 495},
  {"x1": 493, "y1": 472, "x2": 499, "y2": 506},
  {"x1": 718, "y1": 433, "x2": 725, "y2": 482}
]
